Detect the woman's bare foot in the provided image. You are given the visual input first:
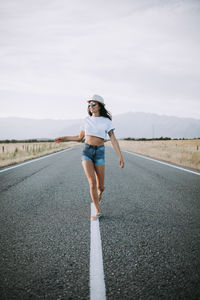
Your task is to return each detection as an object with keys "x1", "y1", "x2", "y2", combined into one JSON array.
[{"x1": 91, "y1": 212, "x2": 103, "y2": 221}]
